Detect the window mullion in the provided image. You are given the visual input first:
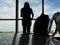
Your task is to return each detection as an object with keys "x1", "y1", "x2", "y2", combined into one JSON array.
[{"x1": 16, "y1": 0, "x2": 18, "y2": 33}]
